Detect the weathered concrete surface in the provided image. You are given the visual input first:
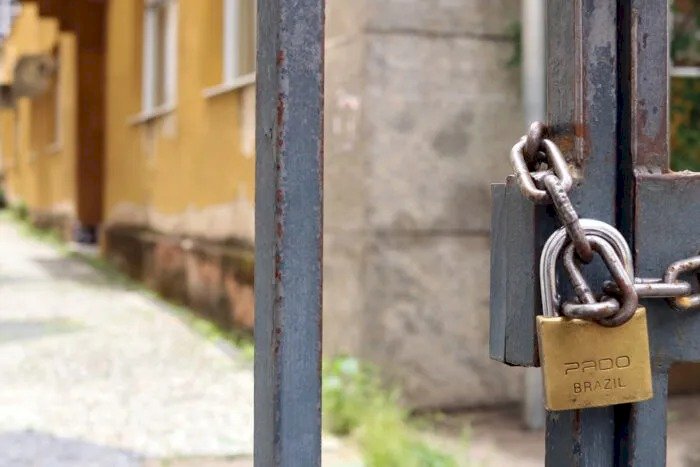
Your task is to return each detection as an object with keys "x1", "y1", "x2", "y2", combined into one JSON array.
[
  {"x1": 0, "y1": 219, "x2": 357, "y2": 465},
  {"x1": 103, "y1": 226, "x2": 255, "y2": 330},
  {"x1": 0, "y1": 219, "x2": 254, "y2": 460},
  {"x1": 366, "y1": 0, "x2": 522, "y2": 36},
  {"x1": 324, "y1": 0, "x2": 523, "y2": 408},
  {"x1": 363, "y1": 236, "x2": 521, "y2": 408}
]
